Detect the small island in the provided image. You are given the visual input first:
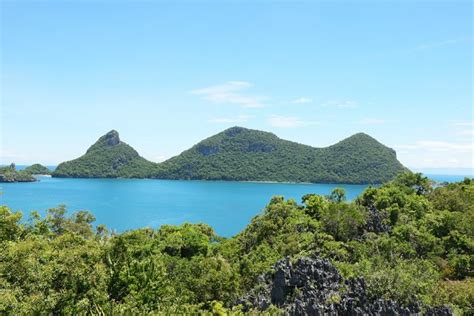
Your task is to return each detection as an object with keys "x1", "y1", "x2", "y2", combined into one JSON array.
[
  {"x1": 23, "y1": 163, "x2": 52, "y2": 175},
  {"x1": 0, "y1": 163, "x2": 36, "y2": 183}
]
